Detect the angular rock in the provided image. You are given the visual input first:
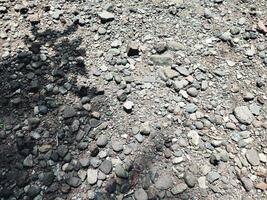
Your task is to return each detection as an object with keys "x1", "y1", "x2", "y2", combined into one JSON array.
[{"x1": 207, "y1": 171, "x2": 220, "y2": 183}]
